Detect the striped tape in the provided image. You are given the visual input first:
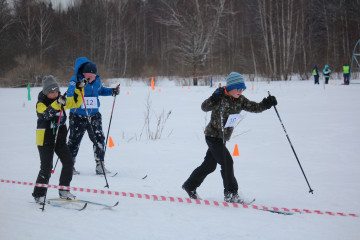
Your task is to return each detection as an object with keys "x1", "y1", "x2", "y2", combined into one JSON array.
[{"x1": 1, "y1": 179, "x2": 358, "y2": 217}]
